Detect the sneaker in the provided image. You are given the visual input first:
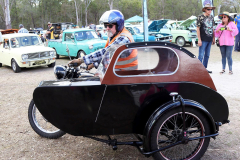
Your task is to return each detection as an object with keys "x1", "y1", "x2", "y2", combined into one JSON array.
[{"x1": 207, "y1": 70, "x2": 212, "y2": 73}]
